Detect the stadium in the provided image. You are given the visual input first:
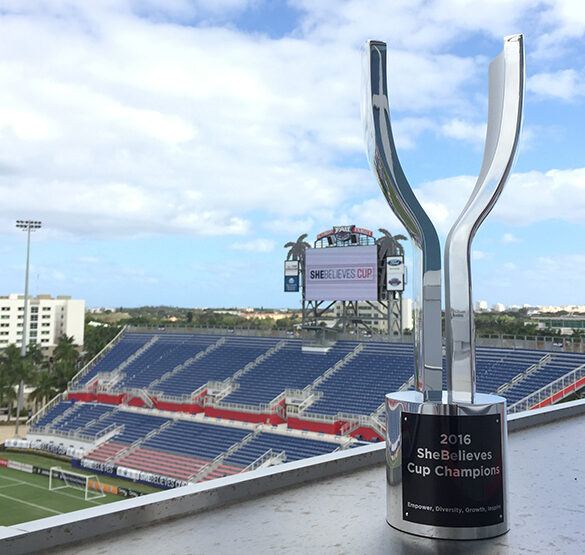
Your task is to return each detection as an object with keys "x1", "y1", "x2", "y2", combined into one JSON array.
[{"x1": 2, "y1": 225, "x2": 585, "y2": 551}]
